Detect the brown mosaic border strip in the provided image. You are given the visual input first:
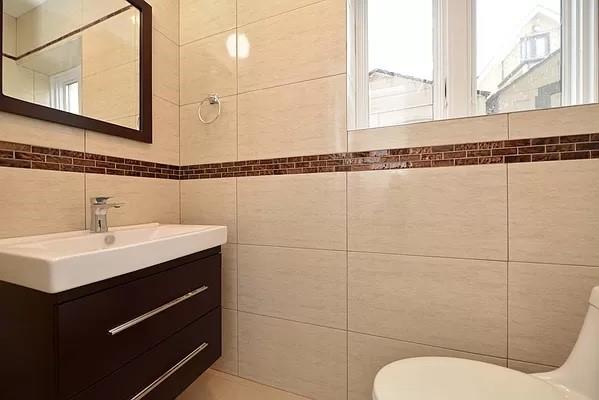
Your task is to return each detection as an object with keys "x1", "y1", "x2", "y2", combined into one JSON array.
[
  {"x1": 1, "y1": 133, "x2": 598, "y2": 180},
  {"x1": 180, "y1": 134, "x2": 599, "y2": 179},
  {"x1": 0, "y1": 141, "x2": 180, "y2": 180}
]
